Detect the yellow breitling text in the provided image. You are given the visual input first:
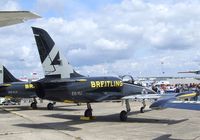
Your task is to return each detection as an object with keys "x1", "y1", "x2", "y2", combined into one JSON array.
[
  {"x1": 25, "y1": 84, "x2": 35, "y2": 89},
  {"x1": 90, "y1": 80, "x2": 123, "y2": 88}
]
